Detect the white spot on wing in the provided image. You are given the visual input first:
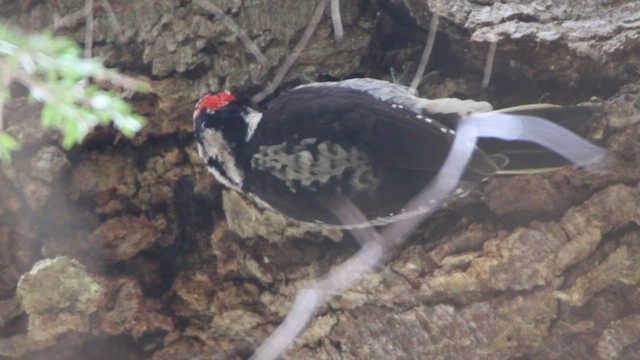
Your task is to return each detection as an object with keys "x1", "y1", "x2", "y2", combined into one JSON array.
[{"x1": 251, "y1": 139, "x2": 379, "y2": 193}]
